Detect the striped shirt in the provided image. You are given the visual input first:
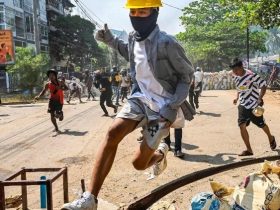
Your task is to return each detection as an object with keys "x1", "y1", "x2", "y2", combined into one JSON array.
[{"x1": 234, "y1": 70, "x2": 266, "y2": 109}]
